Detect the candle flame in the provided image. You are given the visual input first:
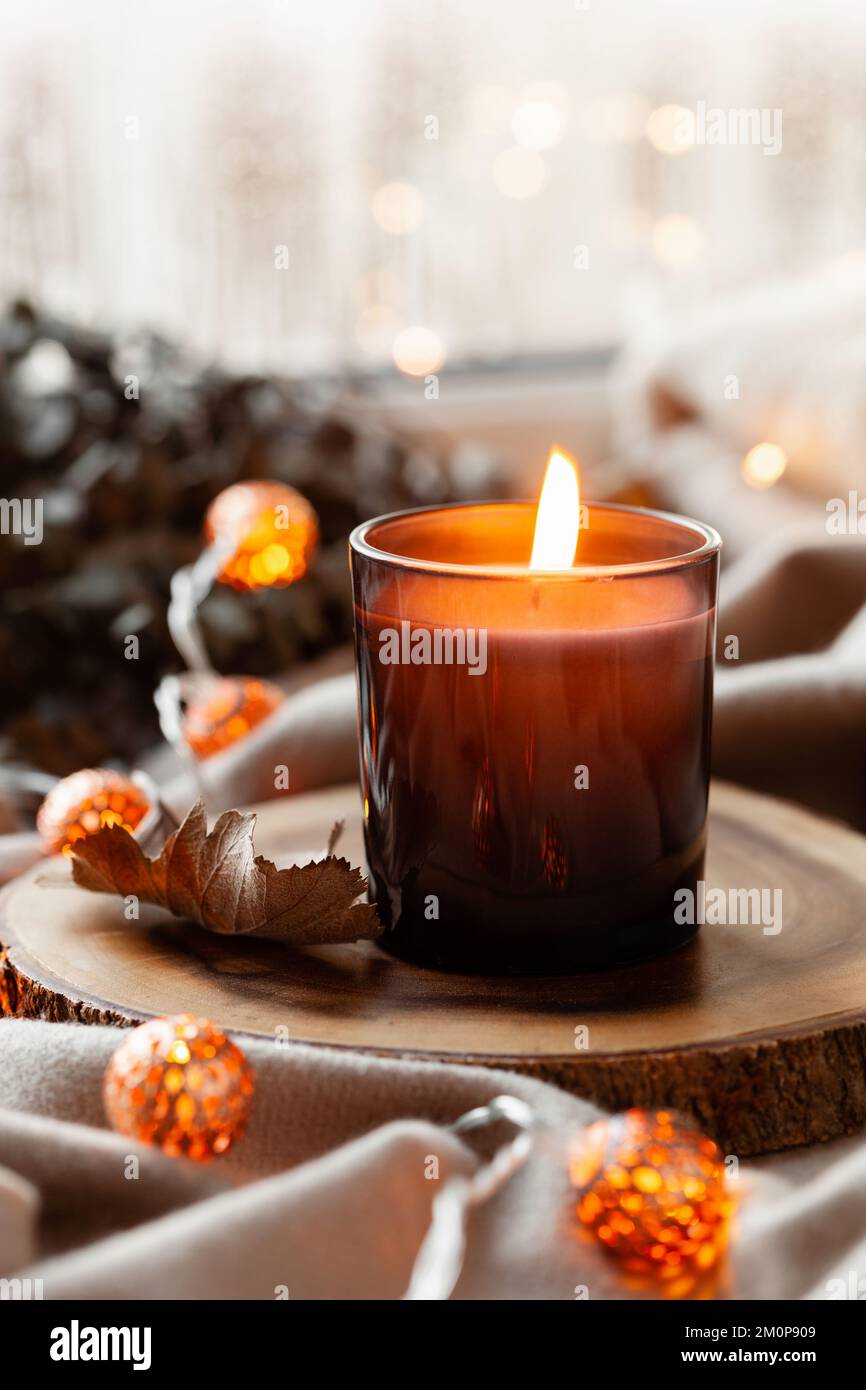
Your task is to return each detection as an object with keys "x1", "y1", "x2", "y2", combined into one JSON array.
[{"x1": 530, "y1": 447, "x2": 581, "y2": 569}]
